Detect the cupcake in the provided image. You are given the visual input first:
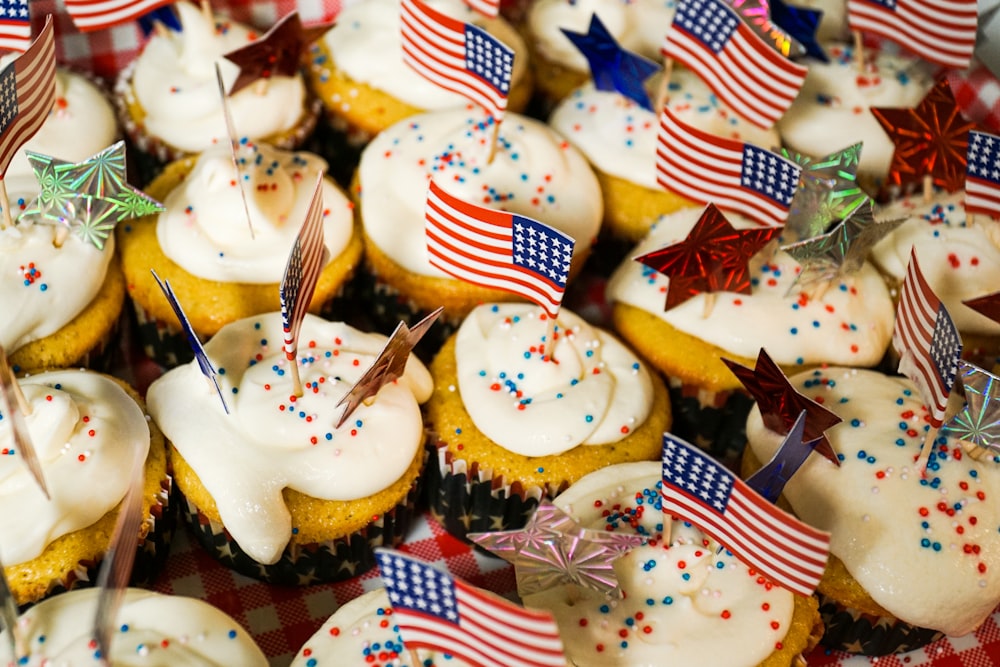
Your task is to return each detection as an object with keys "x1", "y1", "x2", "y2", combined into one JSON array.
[
  {"x1": 744, "y1": 366, "x2": 1000, "y2": 655},
  {"x1": 146, "y1": 312, "x2": 433, "y2": 585},
  {"x1": 1, "y1": 370, "x2": 170, "y2": 607},
  {"x1": 355, "y1": 108, "x2": 602, "y2": 340},
  {"x1": 114, "y1": 1, "x2": 318, "y2": 170},
  {"x1": 307, "y1": 0, "x2": 532, "y2": 144},
  {"x1": 1, "y1": 588, "x2": 266, "y2": 665},
  {"x1": 517, "y1": 461, "x2": 823, "y2": 666},
  {"x1": 424, "y1": 302, "x2": 670, "y2": 539},
  {"x1": 116, "y1": 140, "x2": 362, "y2": 367},
  {"x1": 549, "y1": 68, "x2": 781, "y2": 243},
  {"x1": 605, "y1": 206, "x2": 895, "y2": 463}
]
